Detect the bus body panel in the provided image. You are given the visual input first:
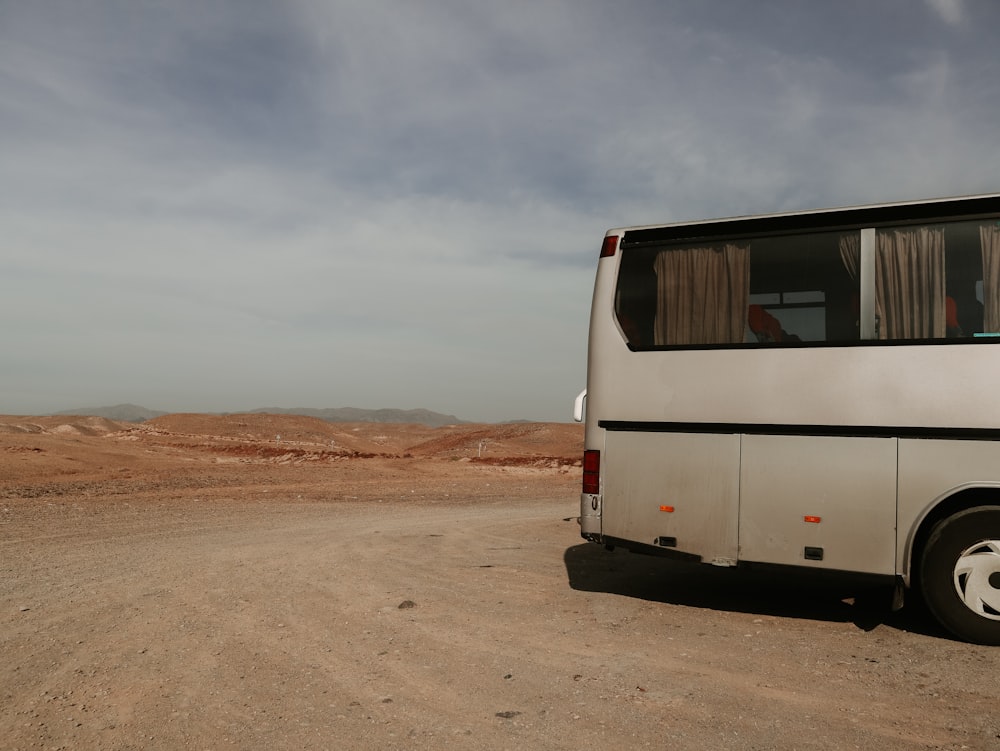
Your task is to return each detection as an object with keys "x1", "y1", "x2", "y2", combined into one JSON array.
[
  {"x1": 603, "y1": 431, "x2": 740, "y2": 564},
  {"x1": 738, "y1": 434, "x2": 897, "y2": 574},
  {"x1": 897, "y1": 439, "x2": 1000, "y2": 578},
  {"x1": 587, "y1": 343, "x2": 1000, "y2": 433}
]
